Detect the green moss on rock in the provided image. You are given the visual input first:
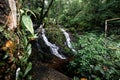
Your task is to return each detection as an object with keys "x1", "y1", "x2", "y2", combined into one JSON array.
[
  {"x1": 45, "y1": 25, "x2": 65, "y2": 47},
  {"x1": 45, "y1": 24, "x2": 72, "y2": 56}
]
